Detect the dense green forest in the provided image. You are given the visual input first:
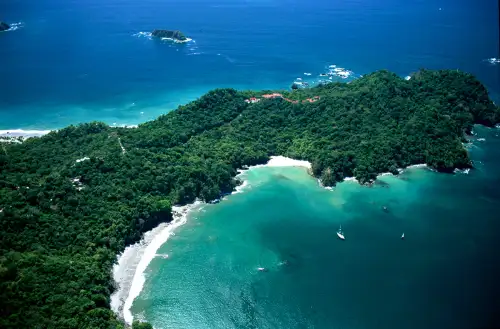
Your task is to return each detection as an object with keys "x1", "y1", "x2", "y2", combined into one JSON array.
[{"x1": 0, "y1": 70, "x2": 498, "y2": 328}]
